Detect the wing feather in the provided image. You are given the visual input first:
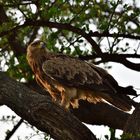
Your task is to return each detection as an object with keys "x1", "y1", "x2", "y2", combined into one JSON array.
[{"x1": 42, "y1": 55, "x2": 114, "y2": 93}]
